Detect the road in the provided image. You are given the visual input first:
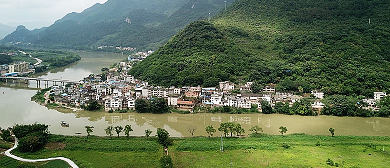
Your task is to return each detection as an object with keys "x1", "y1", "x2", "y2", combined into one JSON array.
[
  {"x1": 19, "y1": 50, "x2": 42, "y2": 66},
  {"x1": 4, "y1": 136, "x2": 79, "y2": 168}
]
